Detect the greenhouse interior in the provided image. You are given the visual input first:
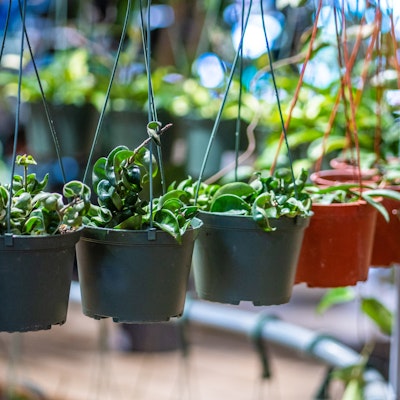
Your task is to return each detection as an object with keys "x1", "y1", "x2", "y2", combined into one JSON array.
[{"x1": 0, "y1": 0, "x2": 400, "y2": 399}]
